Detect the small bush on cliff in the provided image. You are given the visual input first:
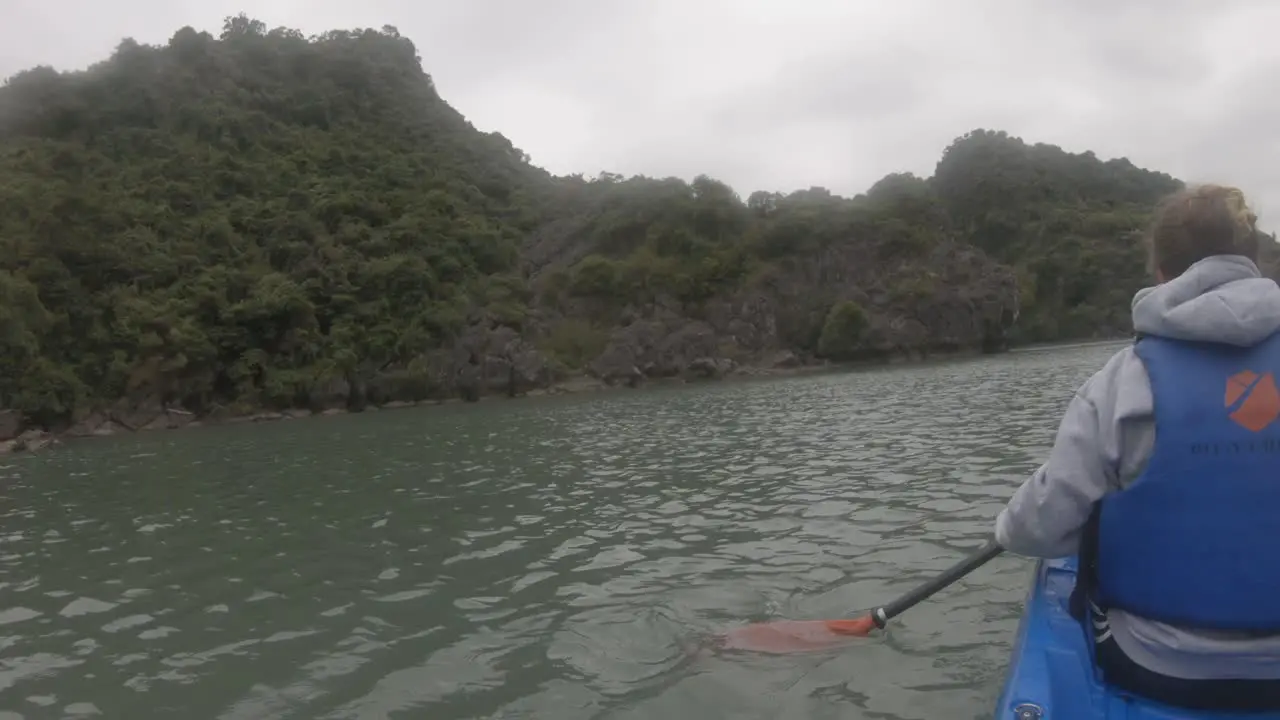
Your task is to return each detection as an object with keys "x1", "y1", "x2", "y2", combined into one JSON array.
[
  {"x1": 569, "y1": 255, "x2": 622, "y2": 298},
  {"x1": 817, "y1": 301, "x2": 869, "y2": 361}
]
